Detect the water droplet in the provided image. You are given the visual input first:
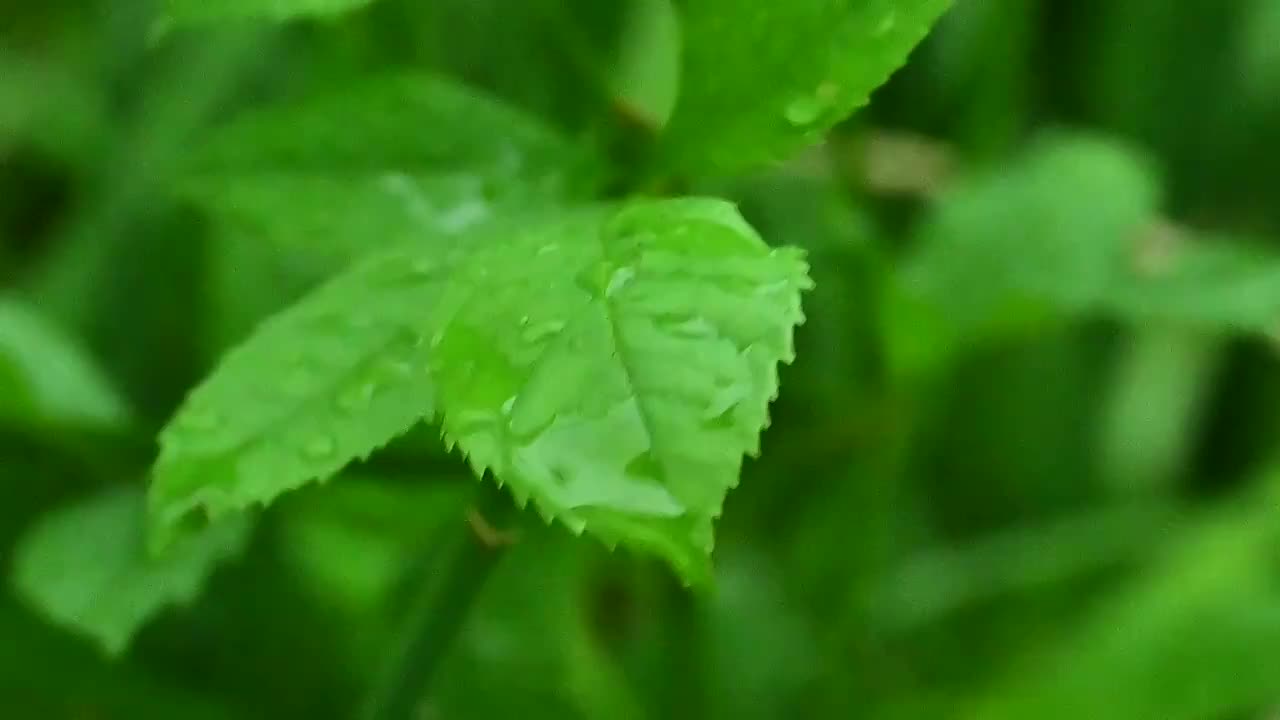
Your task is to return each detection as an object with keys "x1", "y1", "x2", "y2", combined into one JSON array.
[
  {"x1": 784, "y1": 82, "x2": 840, "y2": 127},
  {"x1": 703, "y1": 381, "x2": 748, "y2": 425},
  {"x1": 624, "y1": 452, "x2": 663, "y2": 483},
  {"x1": 409, "y1": 257, "x2": 436, "y2": 276},
  {"x1": 519, "y1": 315, "x2": 531, "y2": 327},
  {"x1": 303, "y1": 435, "x2": 336, "y2": 460},
  {"x1": 283, "y1": 364, "x2": 320, "y2": 396},
  {"x1": 436, "y1": 200, "x2": 489, "y2": 233},
  {"x1": 875, "y1": 10, "x2": 897, "y2": 35},
  {"x1": 337, "y1": 381, "x2": 378, "y2": 412},
  {"x1": 668, "y1": 316, "x2": 716, "y2": 339},
  {"x1": 522, "y1": 319, "x2": 567, "y2": 344},
  {"x1": 501, "y1": 395, "x2": 517, "y2": 415},
  {"x1": 605, "y1": 266, "x2": 636, "y2": 298}
]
